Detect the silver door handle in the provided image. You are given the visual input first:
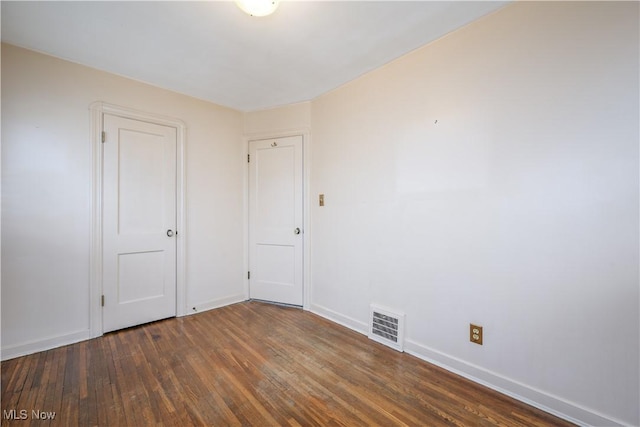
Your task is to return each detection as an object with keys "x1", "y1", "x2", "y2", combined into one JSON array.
[
  {"x1": 167, "y1": 229, "x2": 174, "y2": 237},
  {"x1": 294, "y1": 227, "x2": 301, "y2": 235}
]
